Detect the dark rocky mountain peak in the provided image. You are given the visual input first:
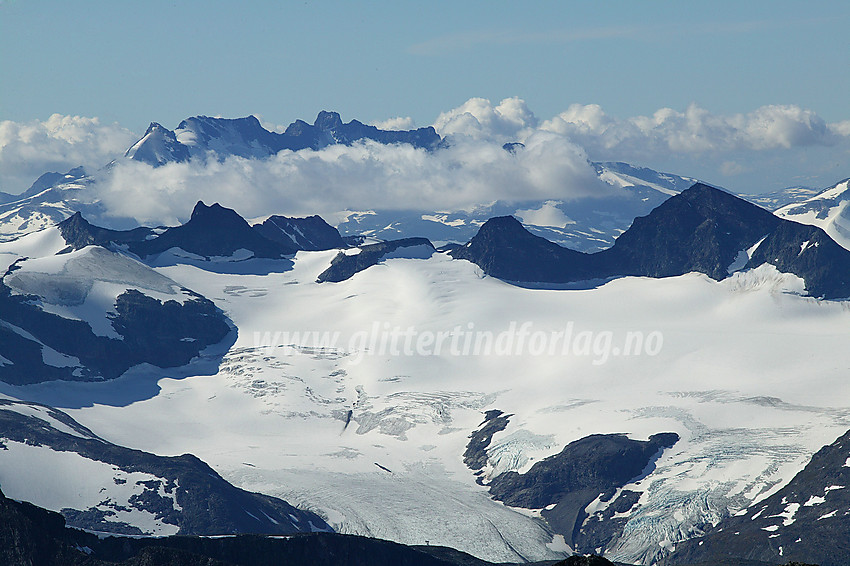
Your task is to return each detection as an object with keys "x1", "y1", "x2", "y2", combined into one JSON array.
[
  {"x1": 451, "y1": 216, "x2": 599, "y2": 283},
  {"x1": 57, "y1": 211, "x2": 153, "y2": 252},
  {"x1": 607, "y1": 182, "x2": 782, "y2": 280},
  {"x1": 315, "y1": 110, "x2": 345, "y2": 130},
  {"x1": 190, "y1": 200, "x2": 246, "y2": 225},
  {"x1": 131, "y1": 201, "x2": 296, "y2": 259},
  {"x1": 254, "y1": 214, "x2": 345, "y2": 251},
  {"x1": 454, "y1": 183, "x2": 850, "y2": 298}
]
